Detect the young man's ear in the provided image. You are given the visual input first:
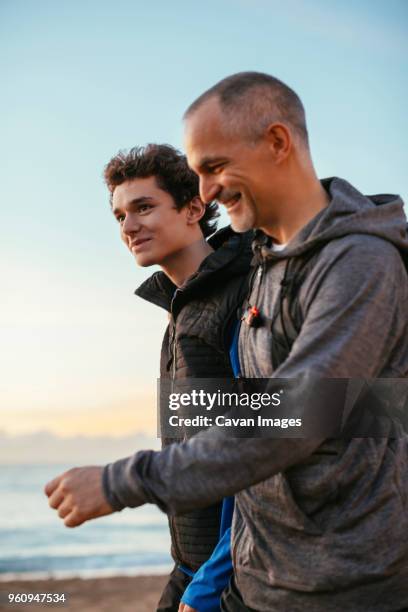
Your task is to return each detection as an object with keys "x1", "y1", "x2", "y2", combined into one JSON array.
[{"x1": 186, "y1": 196, "x2": 206, "y2": 225}]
